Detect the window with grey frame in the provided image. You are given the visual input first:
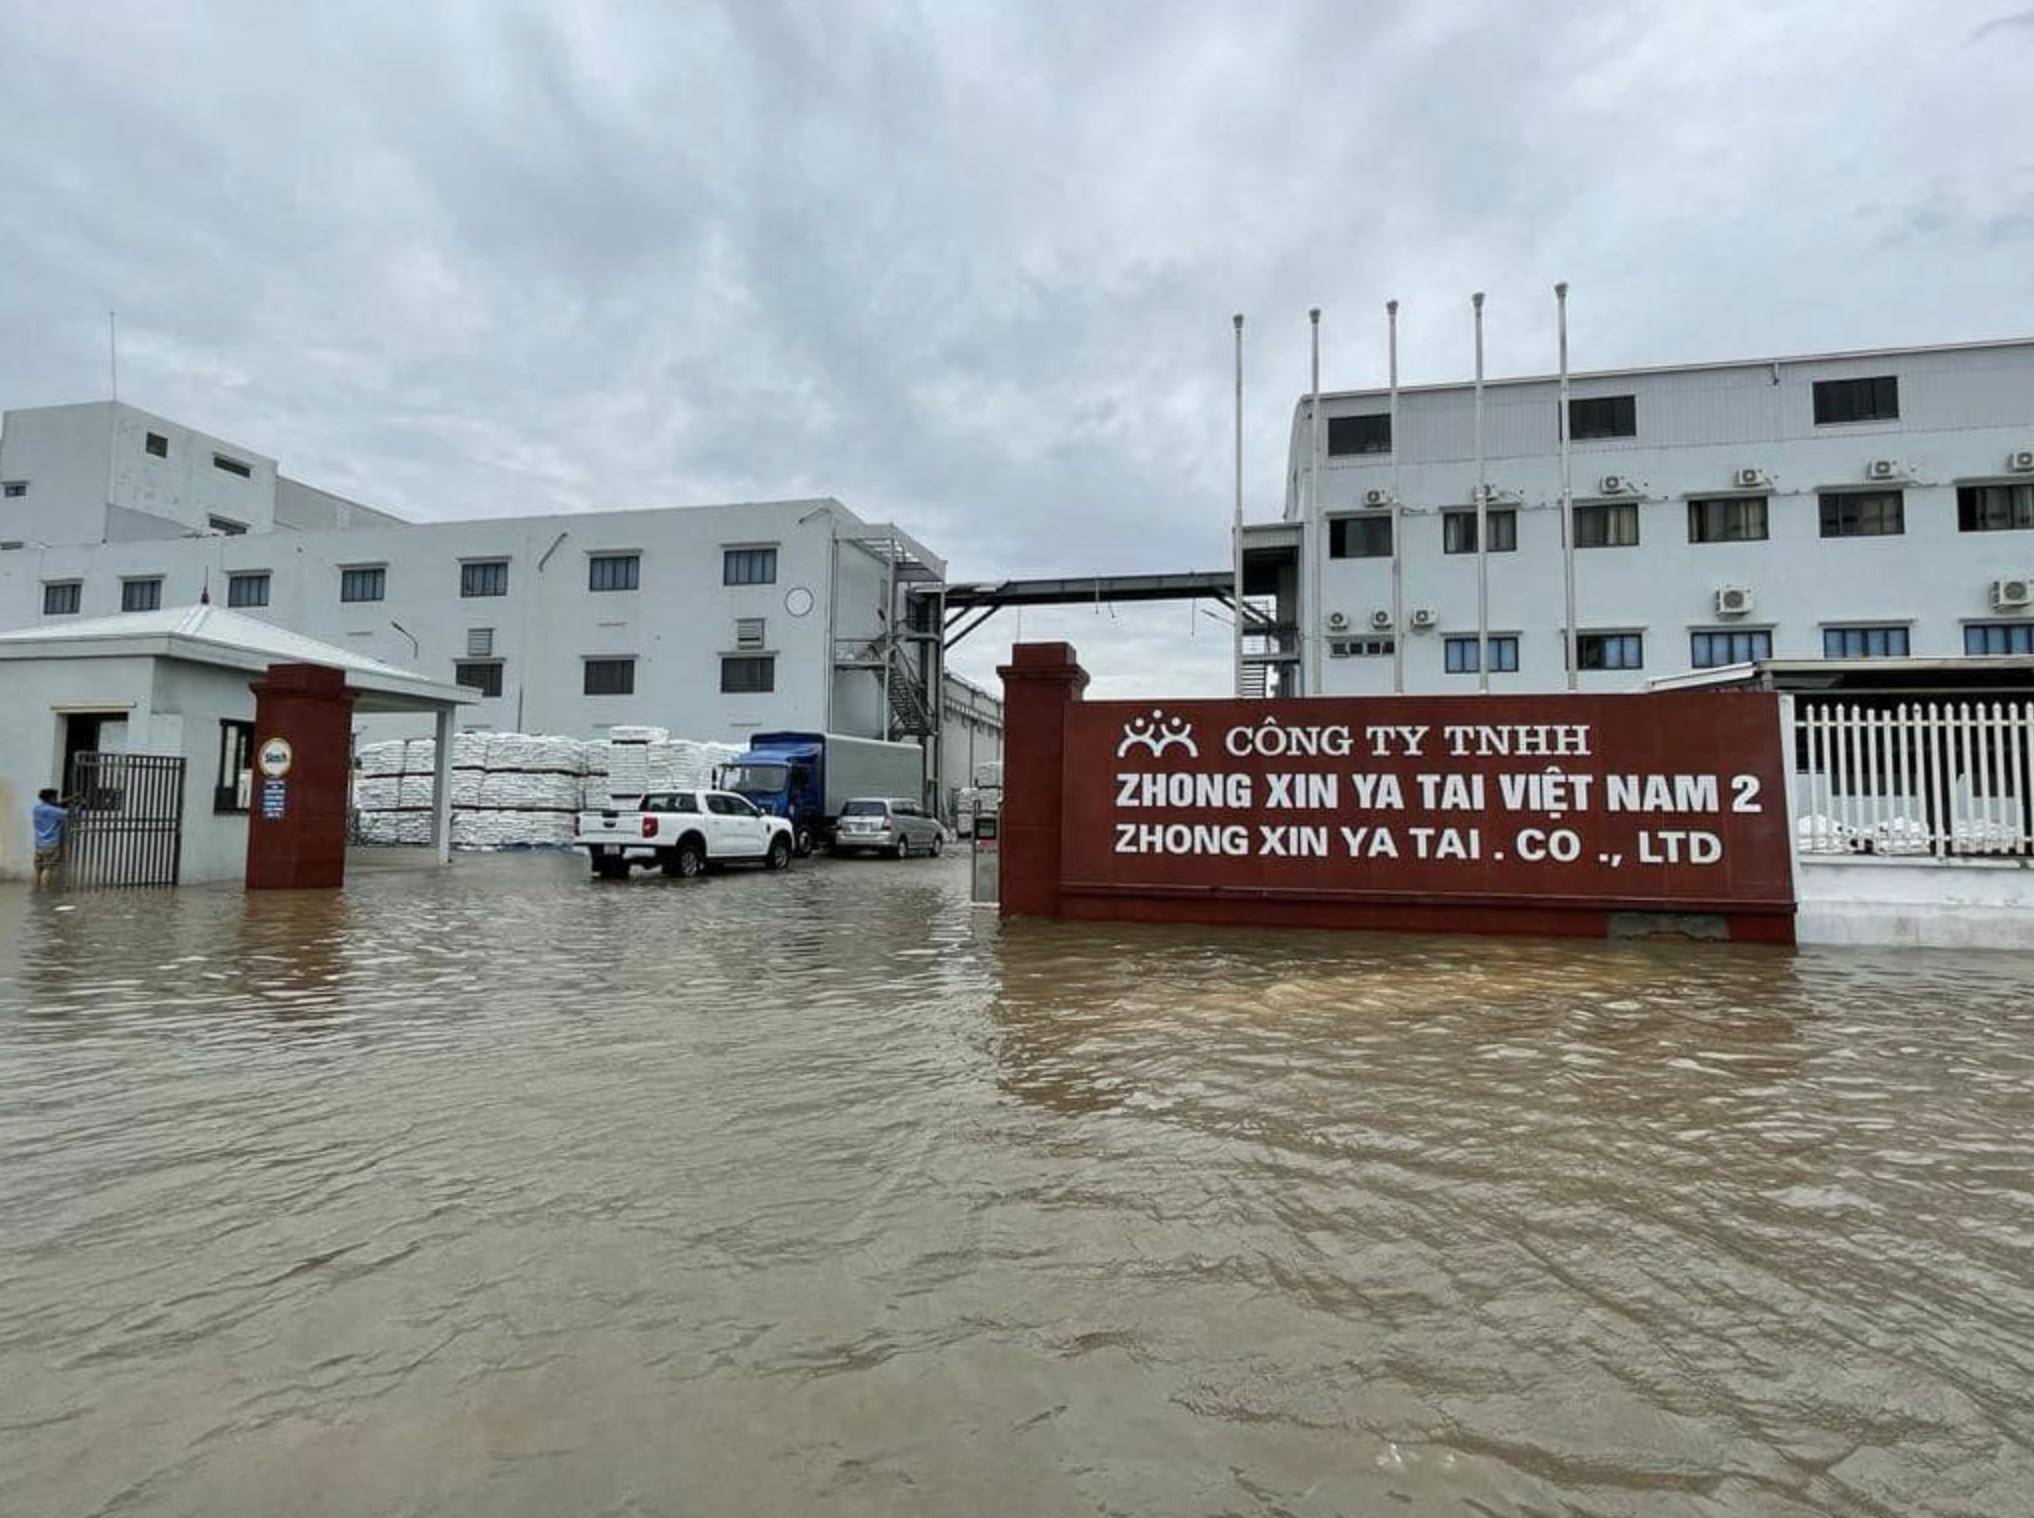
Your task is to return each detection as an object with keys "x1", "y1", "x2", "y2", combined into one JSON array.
[
  {"x1": 1444, "y1": 634, "x2": 1519, "y2": 673},
  {"x1": 1572, "y1": 502, "x2": 1639, "y2": 548},
  {"x1": 1812, "y1": 375, "x2": 1898, "y2": 425},
  {"x1": 1958, "y1": 483, "x2": 2034, "y2": 532},
  {"x1": 1687, "y1": 496, "x2": 1768, "y2": 543},
  {"x1": 227, "y1": 571, "x2": 270, "y2": 608},
  {"x1": 1689, "y1": 628, "x2": 1772, "y2": 667},
  {"x1": 455, "y1": 661, "x2": 504, "y2": 697},
  {"x1": 1328, "y1": 515, "x2": 1392, "y2": 558},
  {"x1": 589, "y1": 553, "x2": 640, "y2": 592},
  {"x1": 460, "y1": 560, "x2": 509, "y2": 597},
  {"x1": 145, "y1": 431, "x2": 169, "y2": 458},
  {"x1": 1326, "y1": 413, "x2": 1391, "y2": 456},
  {"x1": 42, "y1": 581, "x2": 81, "y2": 615},
  {"x1": 1574, "y1": 632, "x2": 1643, "y2": 670},
  {"x1": 720, "y1": 655, "x2": 775, "y2": 693},
  {"x1": 1818, "y1": 491, "x2": 1903, "y2": 538},
  {"x1": 583, "y1": 658, "x2": 636, "y2": 695},
  {"x1": 1443, "y1": 508, "x2": 1517, "y2": 554},
  {"x1": 1822, "y1": 626, "x2": 1908, "y2": 659},
  {"x1": 121, "y1": 578, "x2": 162, "y2": 613},
  {"x1": 340, "y1": 566, "x2": 386, "y2": 602},
  {"x1": 1965, "y1": 622, "x2": 2034, "y2": 655},
  {"x1": 1565, "y1": 394, "x2": 1636, "y2": 440},
  {"x1": 723, "y1": 547, "x2": 777, "y2": 585}
]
